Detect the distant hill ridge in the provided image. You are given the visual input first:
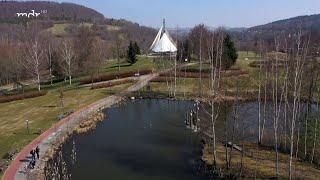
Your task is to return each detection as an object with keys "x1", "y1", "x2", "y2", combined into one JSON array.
[
  {"x1": 0, "y1": 1, "x2": 105, "y2": 23},
  {"x1": 249, "y1": 14, "x2": 320, "y2": 32}
]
